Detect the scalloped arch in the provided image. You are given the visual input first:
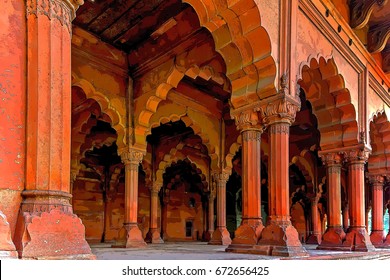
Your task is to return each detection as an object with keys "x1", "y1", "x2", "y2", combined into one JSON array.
[
  {"x1": 298, "y1": 56, "x2": 359, "y2": 151},
  {"x1": 72, "y1": 73, "x2": 126, "y2": 149},
  {"x1": 368, "y1": 111, "x2": 390, "y2": 174}
]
